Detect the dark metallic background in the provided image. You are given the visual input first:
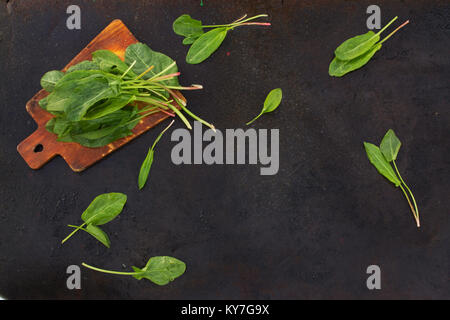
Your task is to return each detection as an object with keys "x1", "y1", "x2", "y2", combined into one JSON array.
[{"x1": 0, "y1": 0, "x2": 448, "y2": 299}]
